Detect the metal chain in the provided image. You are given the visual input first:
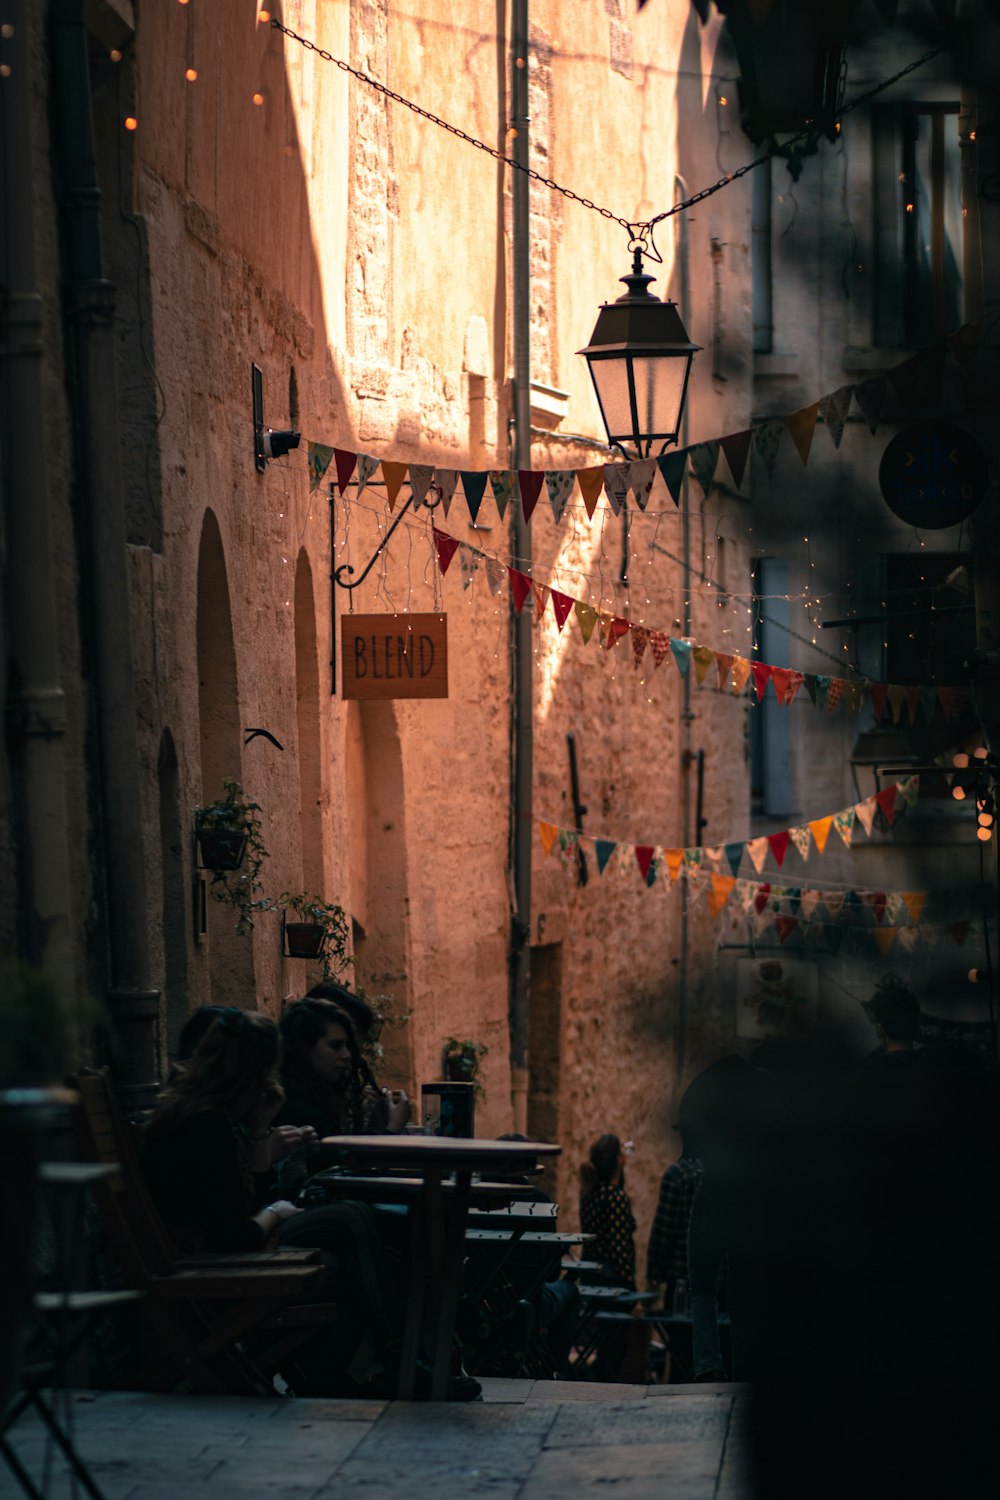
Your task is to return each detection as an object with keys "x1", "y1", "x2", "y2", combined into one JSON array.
[{"x1": 272, "y1": 18, "x2": 940, "y2": 240}]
